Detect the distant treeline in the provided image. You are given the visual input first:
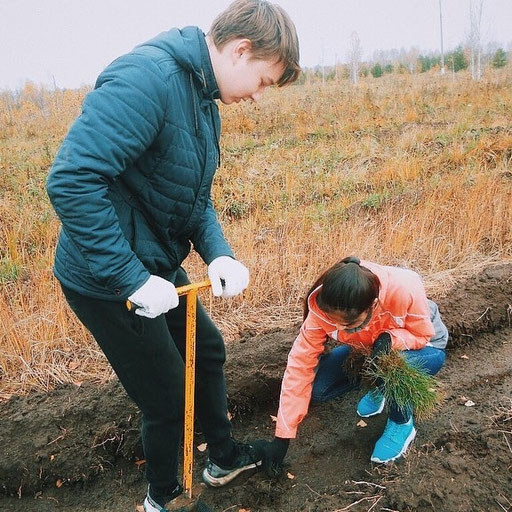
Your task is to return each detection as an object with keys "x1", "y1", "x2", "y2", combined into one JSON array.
[{"x1": 301, "y1": 46, "x2": 509, "y2": 83}]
